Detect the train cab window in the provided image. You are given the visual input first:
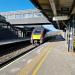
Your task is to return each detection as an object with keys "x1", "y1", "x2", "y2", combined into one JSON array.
[{"x1": 33, "y1": 30, "x2": 41, "y2": 34}]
